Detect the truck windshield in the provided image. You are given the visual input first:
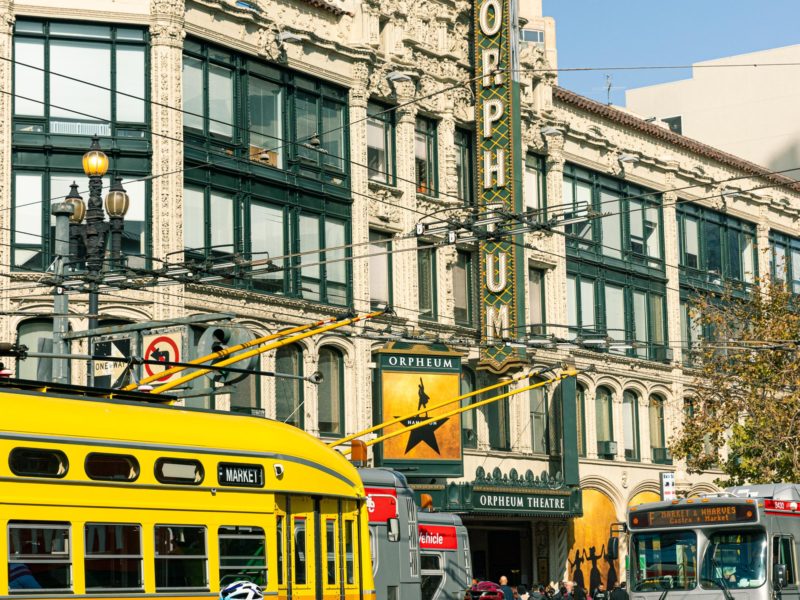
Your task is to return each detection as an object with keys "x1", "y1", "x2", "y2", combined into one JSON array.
[
  {"x1": 631, "y1": 530, "x2": 697, "y2": 592},
  {"x1": 700, "y1": 530, "x2": 767, "y2": 590}
]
